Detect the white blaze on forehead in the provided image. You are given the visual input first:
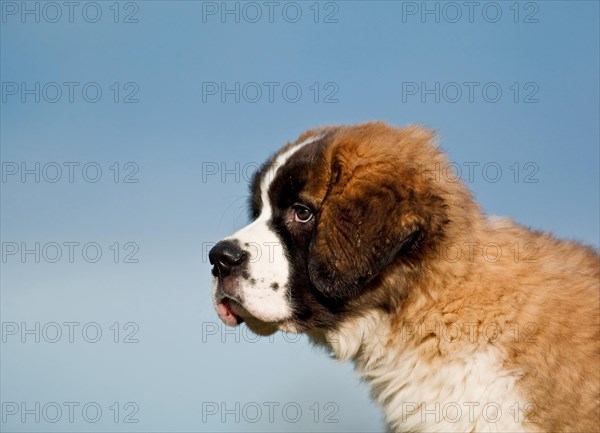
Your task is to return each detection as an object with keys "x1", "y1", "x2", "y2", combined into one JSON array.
[
  {"x1": 221, "y1": 135, "x2": 321, "y2": 323},
  {"x1": 258, "y1": 135, "x2": 320, "y2": 218}
]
